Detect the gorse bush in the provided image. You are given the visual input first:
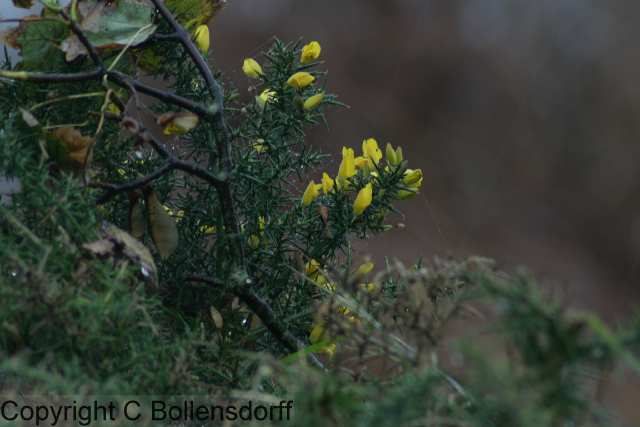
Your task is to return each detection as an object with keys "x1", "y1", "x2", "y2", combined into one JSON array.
[{"x1": 0, "y1": 1, "x2": 638, "y2": 426}]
